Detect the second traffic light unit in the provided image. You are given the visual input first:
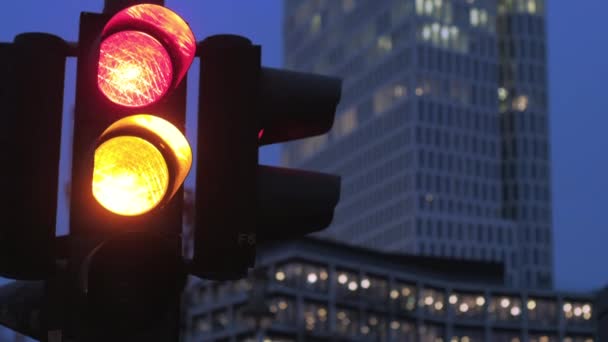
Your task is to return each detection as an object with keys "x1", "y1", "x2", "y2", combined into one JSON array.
[{"x1": 192, "y1": 35, "x2": 342, "y2": 280}]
